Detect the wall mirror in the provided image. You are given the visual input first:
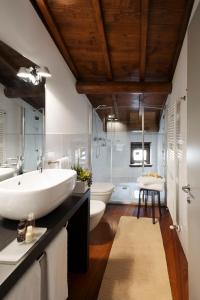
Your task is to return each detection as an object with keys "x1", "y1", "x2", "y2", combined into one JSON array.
[{"x1": 0, "y1": 41, "x2": 45, "y2": 181}]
